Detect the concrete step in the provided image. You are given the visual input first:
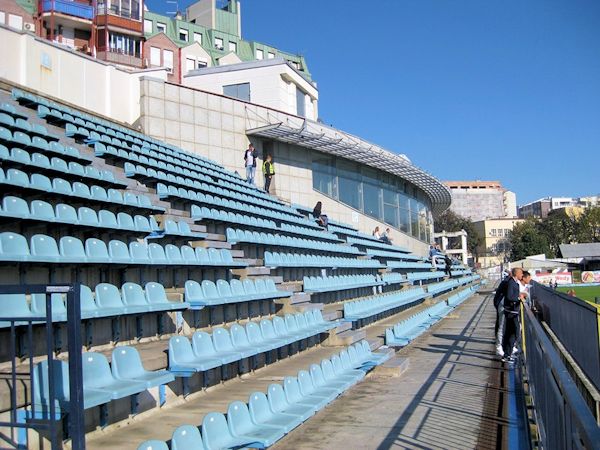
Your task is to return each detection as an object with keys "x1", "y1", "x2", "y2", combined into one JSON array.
[
  {"x1": 273, "y1": 292, "x2": 311, "y2": 307},
  {"x1": 230, "y1": 249, "x2": 245, "y2": 258},
  {"x1": 322, "y1": 310, "x2": 342, "y2": 321},
  {"x1": 367, "y1": 337, "x2": 384, "y2": 351},
  {"x1": 278, "y1": 282, "x2": 304, "y2": 293},
  {"x1": 204, "y1": 233, "x2": 227, "y2": 242},
  {"x1": 332, "y1": 321, "x2": 352, "y2": 334},
  {"x1": 190, "y1": 240, "x2": 231, "y2": 249},
  {"x1": 323, "y1": 302, "x2": 343, "y2": 313},
  {"x1": 372, "y1": 356, "x2": 409, "y2": 378},
  {"x1": 231, "y1": 267, "x2": 271, "y2": 277},
  {"x1": 323, "y1": 329, "x2": 366, "y2": 346},
  {"x1": 237, "y1": 258, "x2": 262, "y2": 266}
]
